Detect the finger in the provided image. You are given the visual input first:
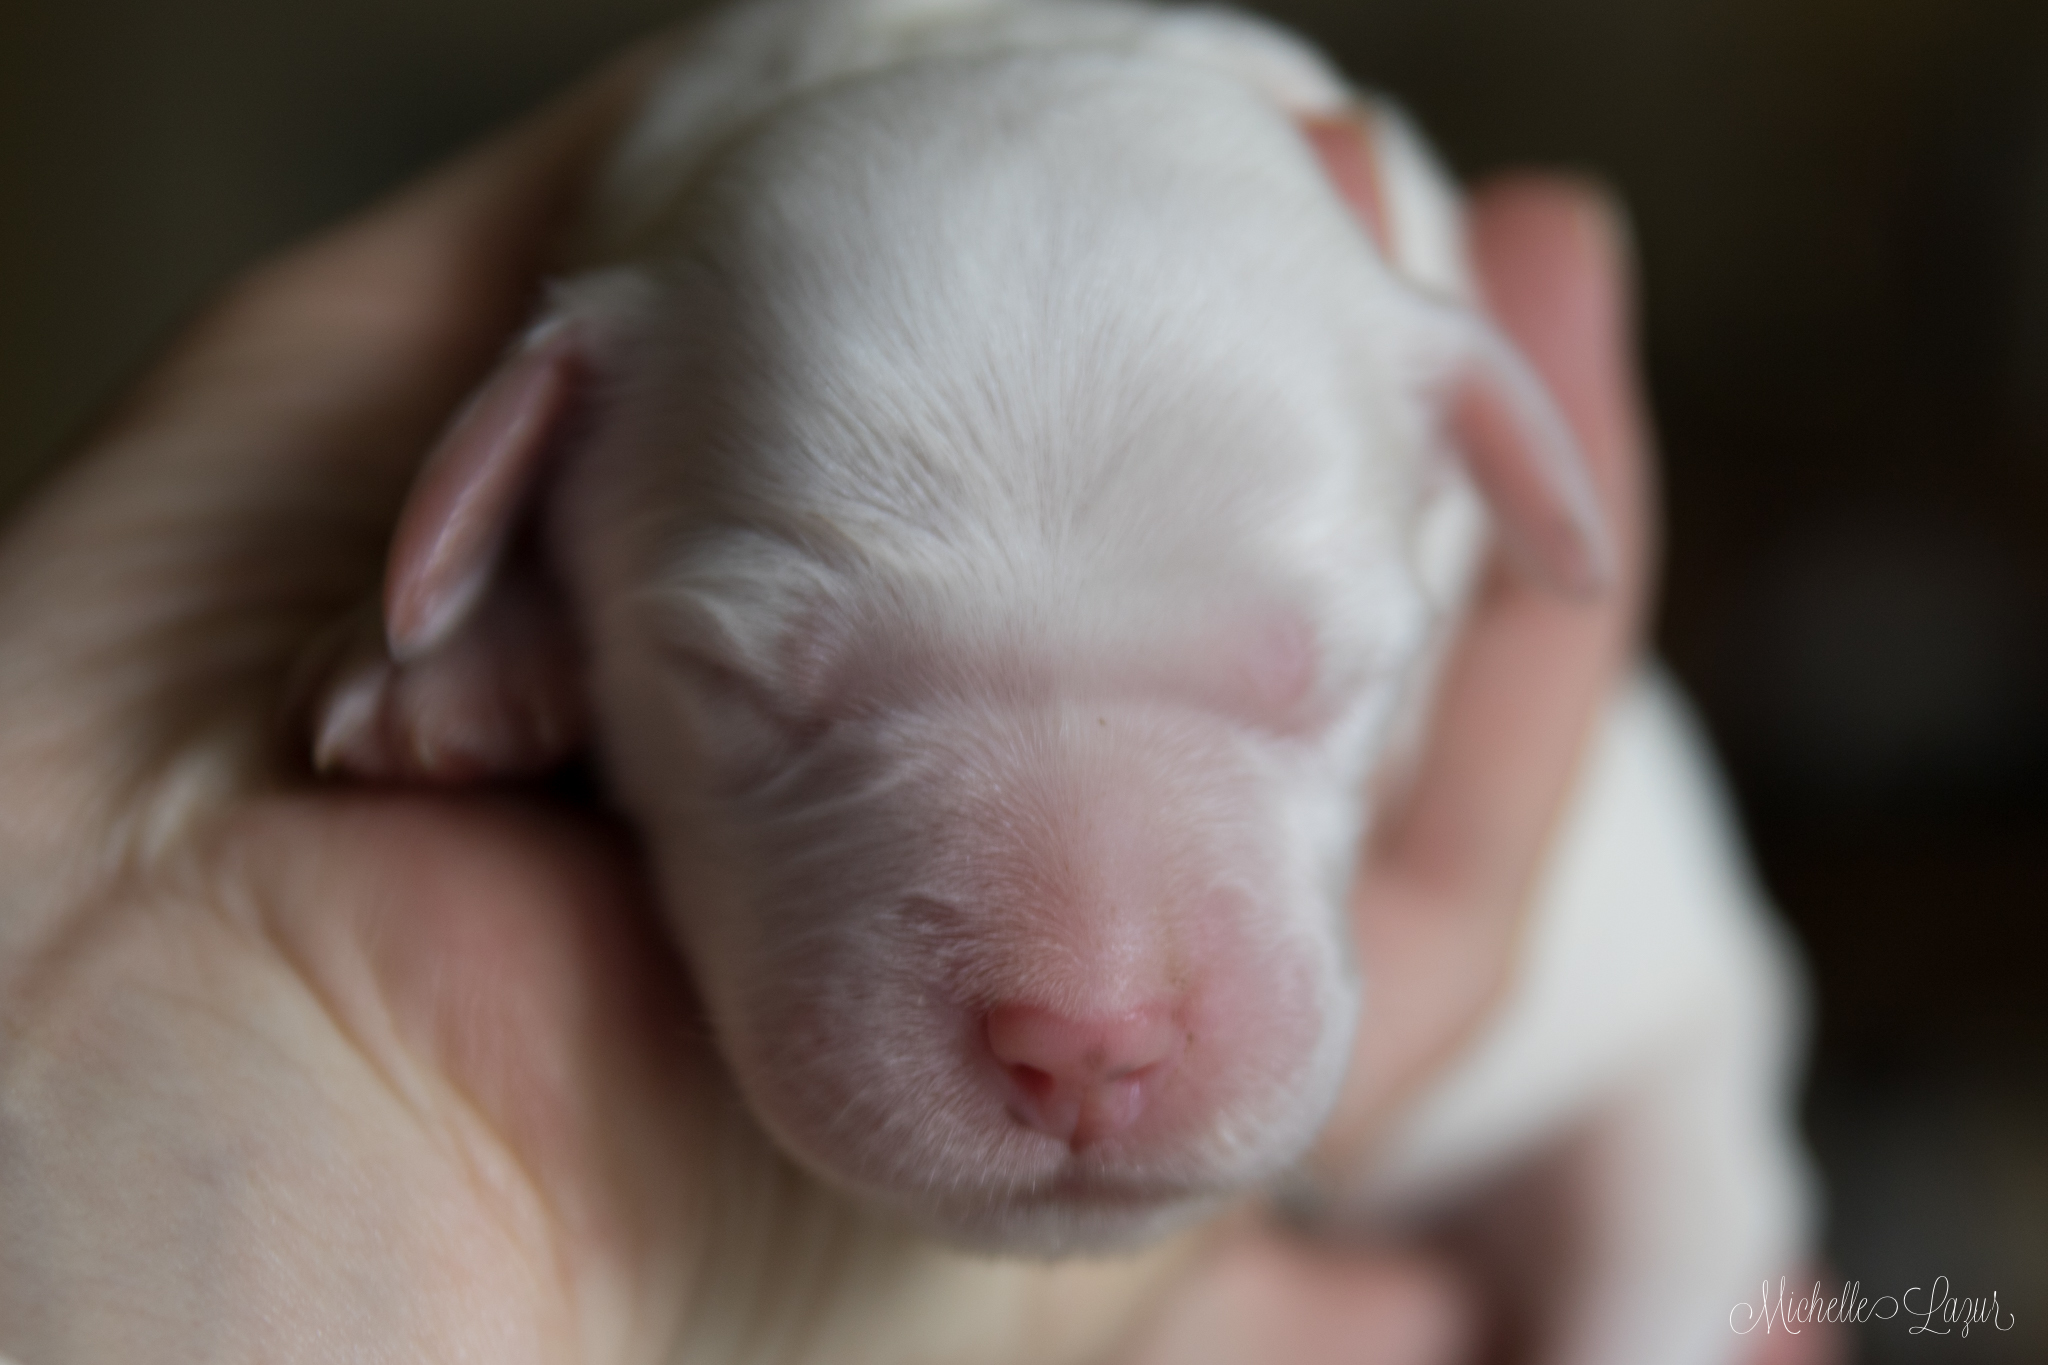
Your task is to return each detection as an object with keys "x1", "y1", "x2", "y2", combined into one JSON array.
[
  {"x1": 1116, "y1": 1229, "x2": 1475, "y2": 1365},
  {"x1": 1317, "y1": 176, "x2": 1655, "y2": 1153},
  {"x1": 1380, "y1": 174, "x2": 1654, "y2": 910}
]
